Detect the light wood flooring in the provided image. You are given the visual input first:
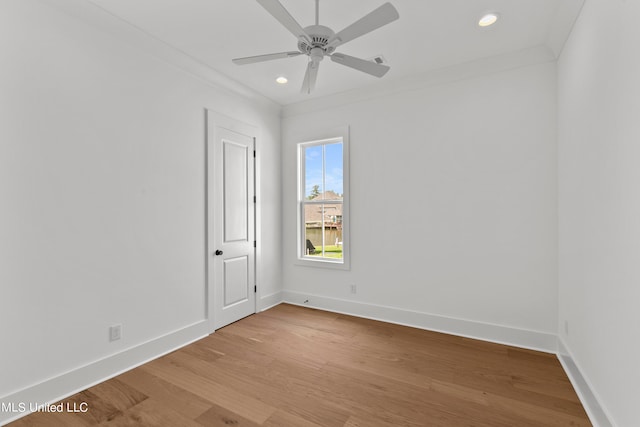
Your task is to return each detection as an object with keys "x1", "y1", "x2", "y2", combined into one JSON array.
[{"x1": 9, "y1": 304, "x2": 591, "y2": 426}]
